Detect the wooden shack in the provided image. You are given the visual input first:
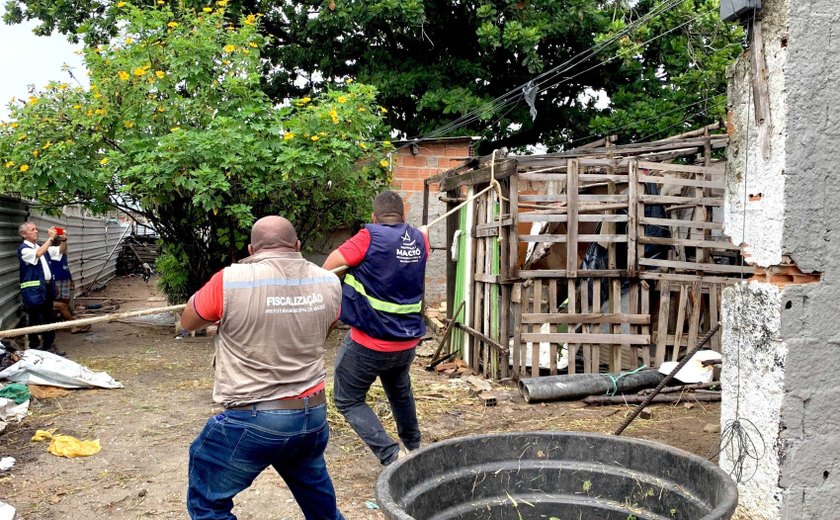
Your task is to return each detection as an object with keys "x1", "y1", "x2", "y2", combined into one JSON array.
[{"x1": 424, "y1": 126, "x2": 752, "y2": 380}]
